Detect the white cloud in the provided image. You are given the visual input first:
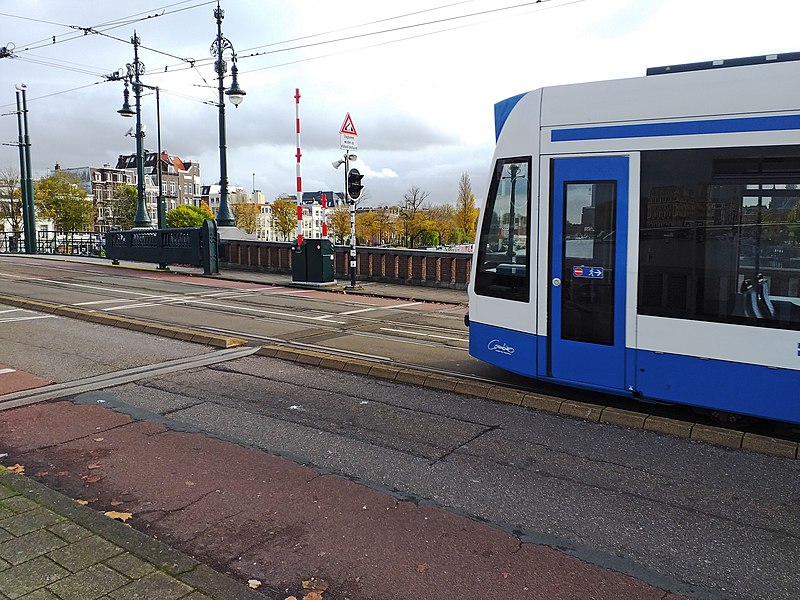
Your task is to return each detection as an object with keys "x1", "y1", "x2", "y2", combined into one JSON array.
[{"x1": 2, "y1": 0, "x2": 799, "y2": 206}]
